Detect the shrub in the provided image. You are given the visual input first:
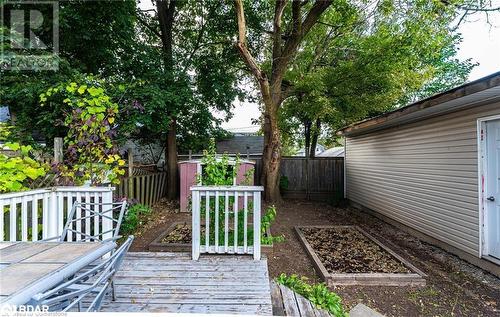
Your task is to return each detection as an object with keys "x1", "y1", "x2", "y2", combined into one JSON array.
[
  {"x1": 197, "y1": 138, "x2": 239, "y2": 185},
  {"x1": 120, "y1": 202, "x2": 152, "y2": 235},
  {"x1": 261, "y1": 205, "x2": 284, "y2": 245},
  {"x1": 0, "y1": 124, "x2": 47, "y2": 193},
  {"x1": 276, "y1": 273, "x2": 347, "y2": 317}
]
